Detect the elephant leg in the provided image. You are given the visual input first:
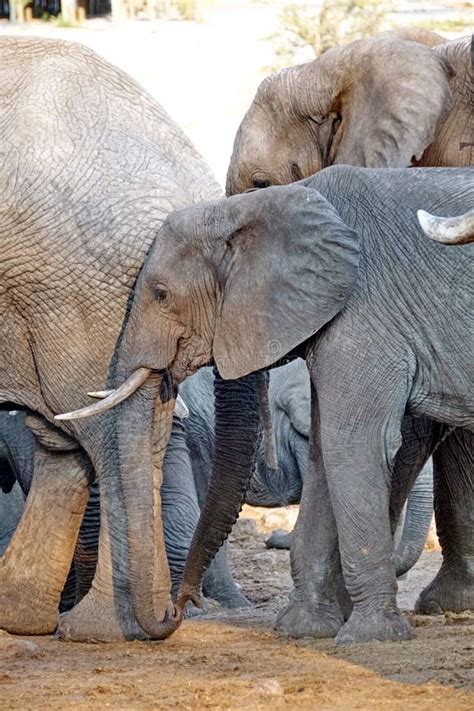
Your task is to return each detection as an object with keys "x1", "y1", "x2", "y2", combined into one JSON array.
[
  {"x1": 275, "y1": 387, "x2": 348, "y2": 639},
  {"x1": 313, "y1": 358, "x2": 412, "y2": 645},
  {"x1": 389, "y1": 416, "x2": 437, "y2": 577},
  {"x1": 416, "y1": 427, "x2": 474, "y2": 614},
  {"x1": 72, "y1": 480, "x2": 100, "y2": 604},
  {"x1": 160, "y1": 418, "x2": 202, "y2": 598},
  {"x1": 0, "y1": 445, "x2": 89, "y2": 634},
  {"x1": 203, "y1": 542, "x2": 251, "y2": 609},
  {"x1": 162, "y1": 417, "x2": 250, "y2": 610}
]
